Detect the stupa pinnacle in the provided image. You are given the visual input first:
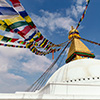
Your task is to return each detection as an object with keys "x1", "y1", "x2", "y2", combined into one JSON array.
[{"x1": 66, "y1": 26, "x2": 95, "y2": 63}]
